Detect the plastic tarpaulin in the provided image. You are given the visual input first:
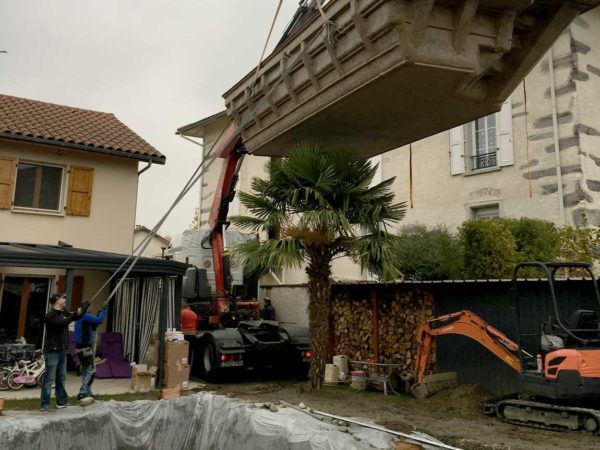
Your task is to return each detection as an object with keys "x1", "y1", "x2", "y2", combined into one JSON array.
[{"x1": 0, "y1": 393, "x2": 395, "y2": 450}]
